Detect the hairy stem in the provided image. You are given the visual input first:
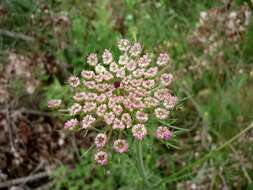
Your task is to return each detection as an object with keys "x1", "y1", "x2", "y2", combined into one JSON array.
[{"x1": 135, "y1": 141, "x2": 151, "y2": 188}]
